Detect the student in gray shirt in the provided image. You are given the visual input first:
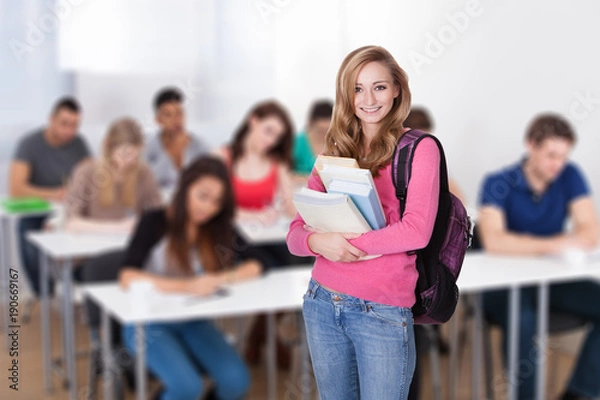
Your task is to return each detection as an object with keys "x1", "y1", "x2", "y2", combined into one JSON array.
[
  {"x1": 9, "y1": 97, "x2": 90, "y2": 296},
  {"x1": 145, "y1": 87, "x2": 210, "y2": 191}
]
